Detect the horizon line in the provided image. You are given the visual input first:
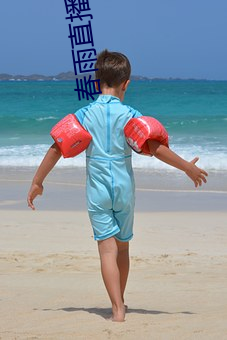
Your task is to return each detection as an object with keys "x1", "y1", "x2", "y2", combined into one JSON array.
[{"x1": 0, "y1": 71, "x2": 227, "y2": 82}]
